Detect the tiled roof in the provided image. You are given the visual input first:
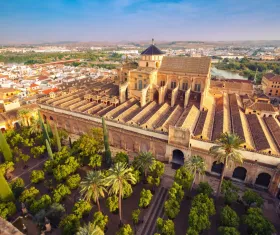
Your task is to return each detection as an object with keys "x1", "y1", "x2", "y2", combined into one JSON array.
[
  {"x1": 42, "y1": 88, "x2": 58, "y2": 95},
  {"x1": 159, "y1": 57, "x2": 211, "y2": 74},
  {"x1": 141, "y1": 45, "x2": 165, "y2": 55},
  {"x1": 263, "y1": 73, "x2": 275, "y2": 79},
  {"x1": 263, "y1": 73, "x2": 280, "y2": 82},
  {"x1": 0, "y1": 217, "x2": 23, "y2": 235},
  {"x1": 248, "y1": 102, "x2": 275, "y2": 112}
]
